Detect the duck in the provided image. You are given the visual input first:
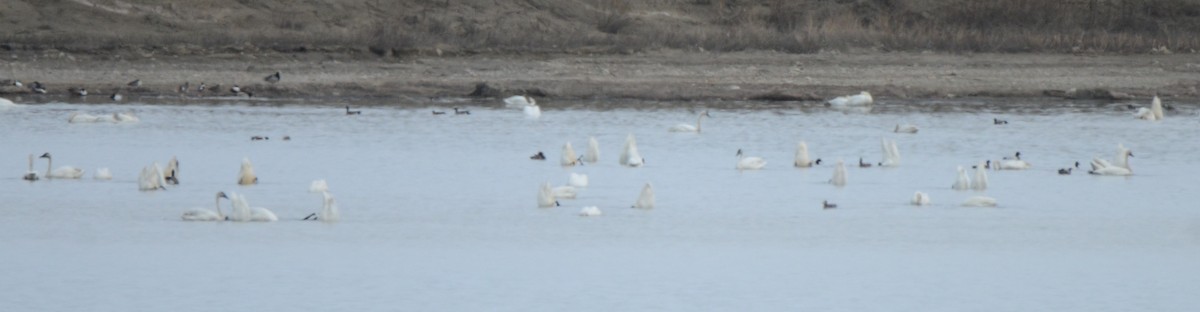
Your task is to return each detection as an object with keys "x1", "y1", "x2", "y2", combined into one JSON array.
[
  {"x1": 127, "y1": 79, "x2": 141, "y2": 87},
  {"x1": 432, "y1": 110, "x2": 446, "y2": 115},
  {"x1": 110, "y1": 92, "x2": 122, "y2": 101},
  {"x1": 1058, "y1": 168, "x2": 1072, "y2": 175},
  {"x1": 178, "y1": 82, "x2": 189, "y2": 93},
  {"x1": 669, "y1": 110, "x2": 712, "y2": 133},
  {"x1": 250, "y1": 136, "x2": 269, "y2": 141},
  {"x1": 822, "y1": 200, "x2": 837, "y2": 209},
  {"x1": 735, "y1": 149, "x2": 766, "y2": 170},
  {"x1": 72, "y1": 88, "x2": 87, "y2": 97},
  {"x1": 858, "y1": 157, "x2": 873, "y2": 168},
  {"x1": 264, "y1": 71, "x2": 281, "y2": 83},
  {"x1": 30, "y1": 81, "x2": 46, "y2": 94},
  {"x1": 993, "y1": 118, "x2": 1008, "y2": 125},
  {"x1": 454, "y1": 107, "x2": 470, "y2": 115},
  {"x1": 197, "y1": 82, "x2": 207, "y2": 93},
  {"x1": 530, "y1": 151, "x2": 546, "y2": 160},
  {"x1": 345, "y1": 105, "x2": 362, "y2": 115},
  {"x1": 230, "y1": 84, "x2": 241, "y2": 94},
  {"x1": 911, "y1": 192, "x2": 931, "y2": 206},
  {"x1": 894, "y1": 124, "x2": 919, "y2": 133}
]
